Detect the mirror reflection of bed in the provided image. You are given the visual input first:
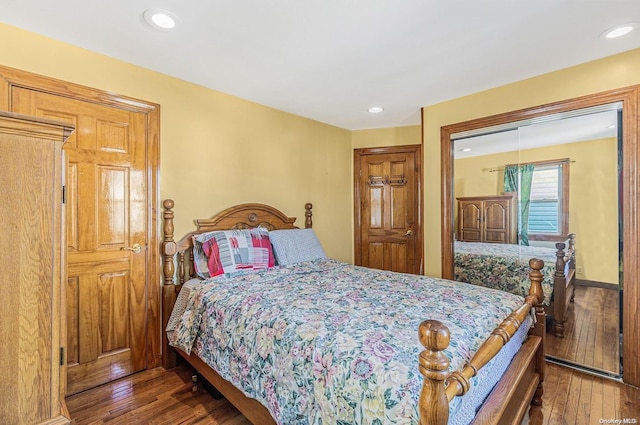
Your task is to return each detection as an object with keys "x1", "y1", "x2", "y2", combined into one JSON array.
[{"x1": 450, "y1": 103, "x2": 622, "y2": 377}]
